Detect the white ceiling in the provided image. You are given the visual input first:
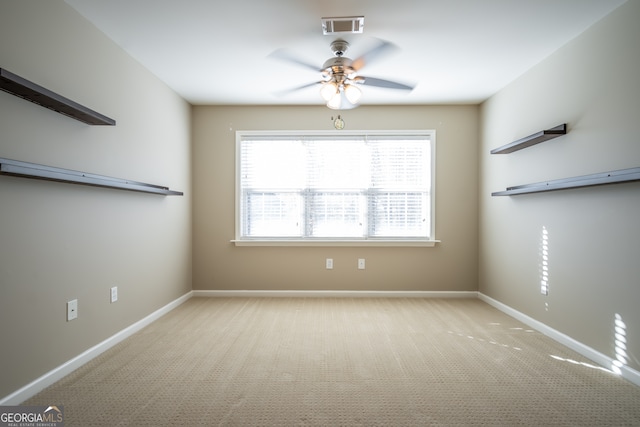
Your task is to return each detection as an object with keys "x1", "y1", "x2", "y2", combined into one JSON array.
[{"x1": 65, "y1": 0, "x2": 625, "y2": 106}]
